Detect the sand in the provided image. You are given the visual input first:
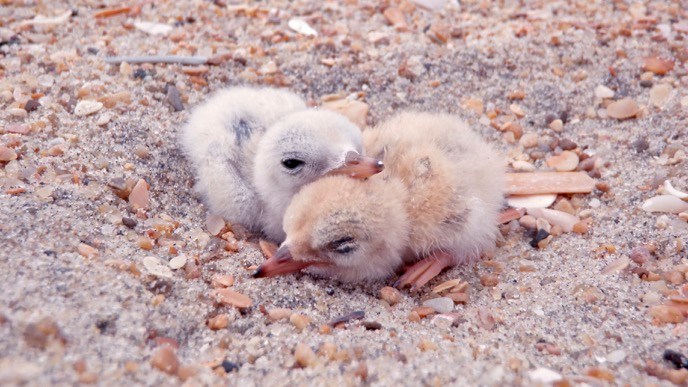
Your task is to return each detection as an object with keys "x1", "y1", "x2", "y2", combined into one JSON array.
[{"x1": 1, "y1": 0, "x2": 687, "y2": 385}]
